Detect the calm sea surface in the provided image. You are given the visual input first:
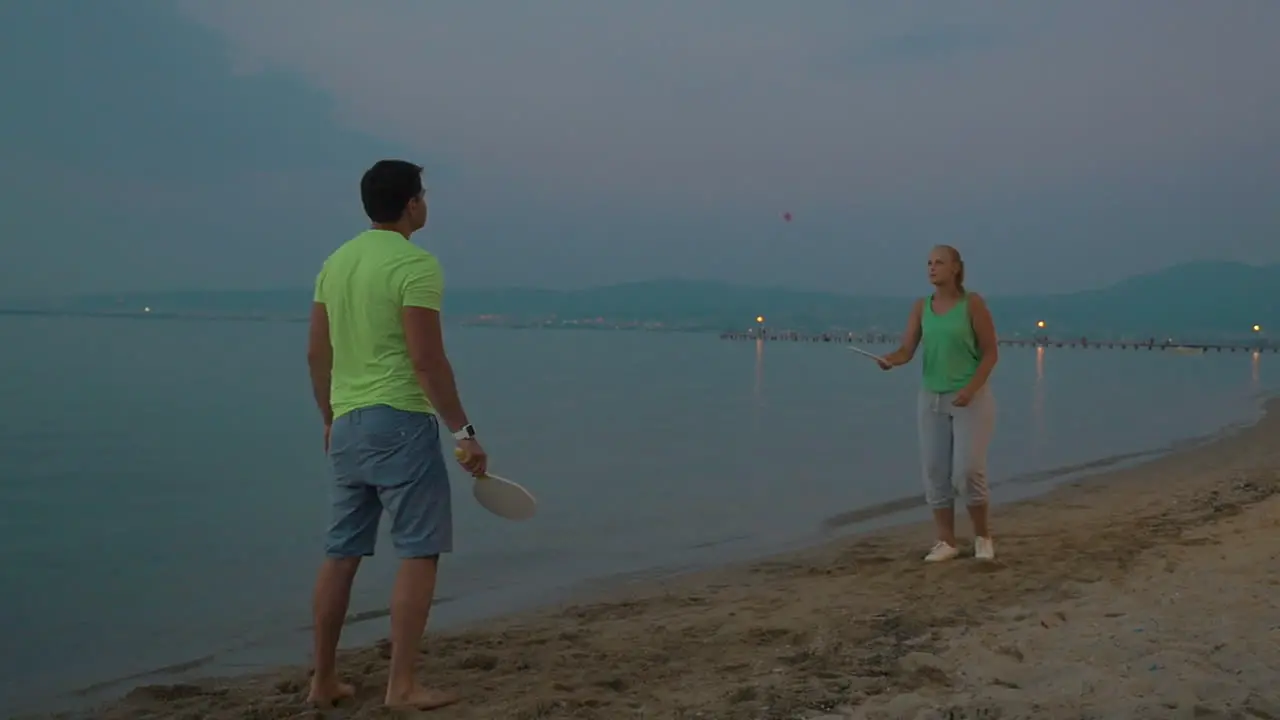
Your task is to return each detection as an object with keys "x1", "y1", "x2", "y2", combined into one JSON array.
[{"x1": 0, "y1": 315, "x2": 1273, "y2": 716}]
